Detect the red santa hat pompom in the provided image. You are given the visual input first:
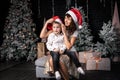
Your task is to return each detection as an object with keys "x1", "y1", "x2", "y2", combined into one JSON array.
[
  {"x1": 47, "y1": 16, "x2": 62, "y2": 30},
  {"x1": 66, "y1": 8, "x2": 83, "y2": 29}
]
